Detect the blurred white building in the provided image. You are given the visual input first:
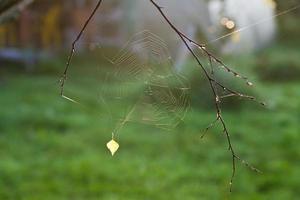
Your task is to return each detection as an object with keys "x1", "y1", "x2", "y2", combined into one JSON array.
[
  {"x1": 208, "y1": 0, "x2": 277, "y2": 54},
  {"x1": 0, "y1": 0, "x2": 277, "y2": 61},
  {"x1": 106, "y1": 0, "x2": 277, "y2": 67}
]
